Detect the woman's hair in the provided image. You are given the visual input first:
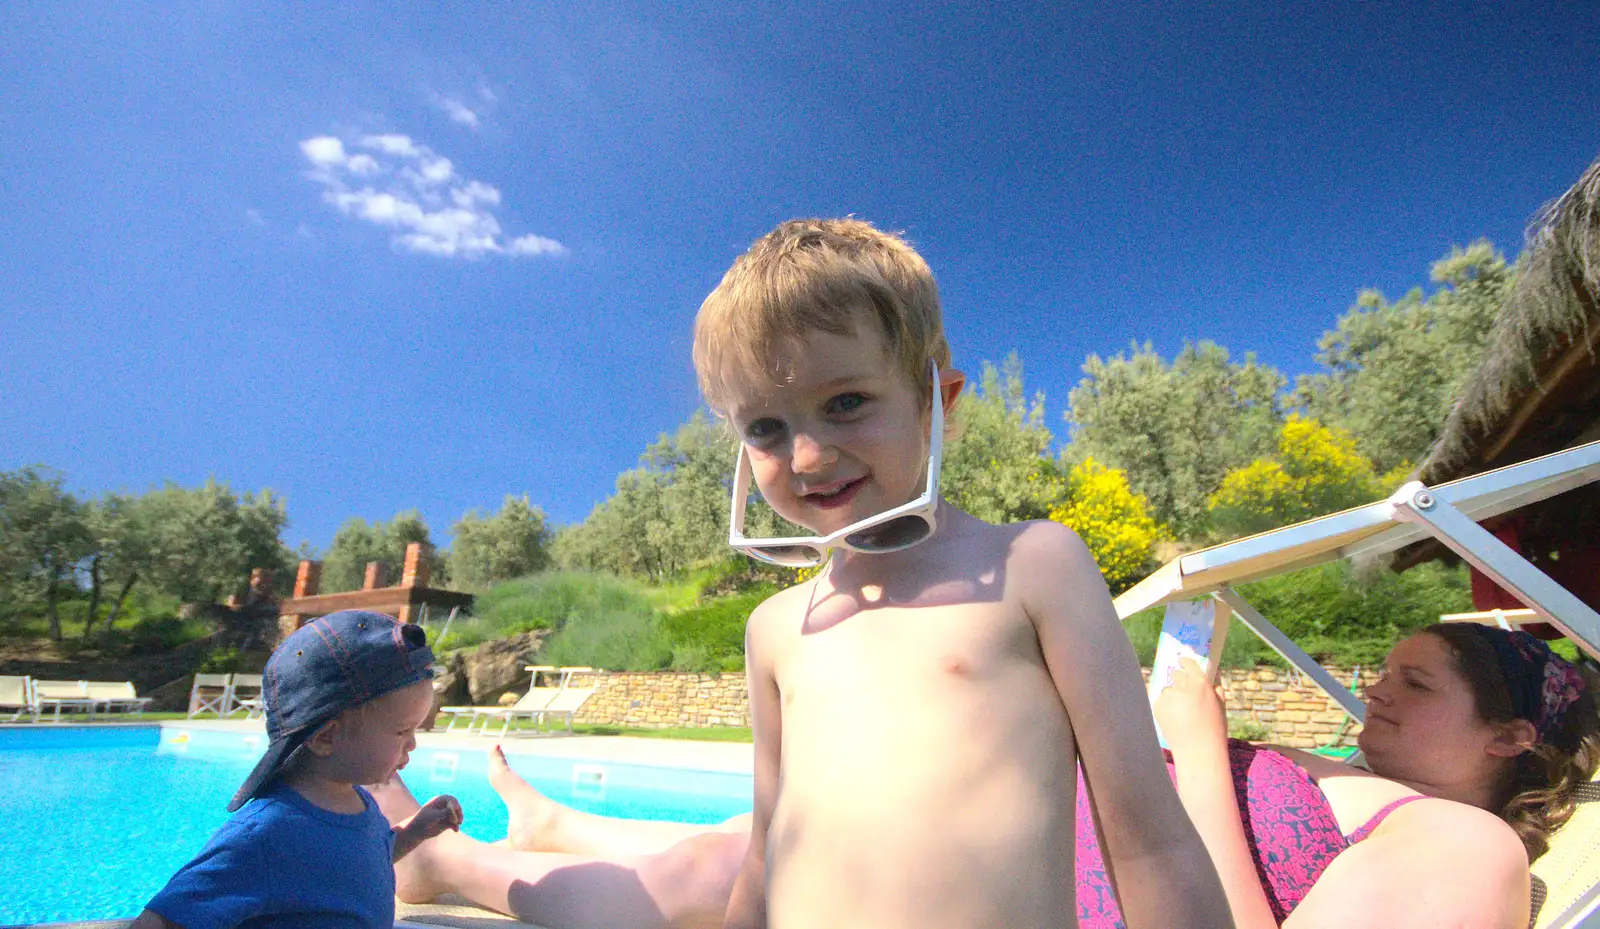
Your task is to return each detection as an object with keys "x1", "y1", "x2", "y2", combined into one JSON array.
[{"x1": 1423, "y1": 623, "x2": 1600, "y2": 862}]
